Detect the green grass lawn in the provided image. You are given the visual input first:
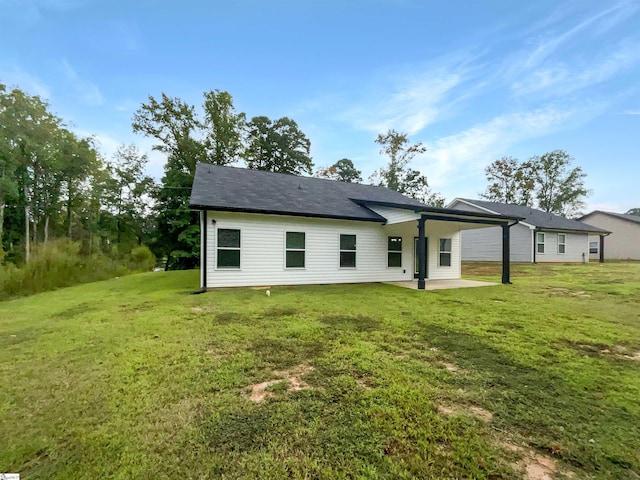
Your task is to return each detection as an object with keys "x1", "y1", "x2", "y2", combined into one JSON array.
[{"x1": 1, "y1": 263, "x2": 639, "y2": 479}]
